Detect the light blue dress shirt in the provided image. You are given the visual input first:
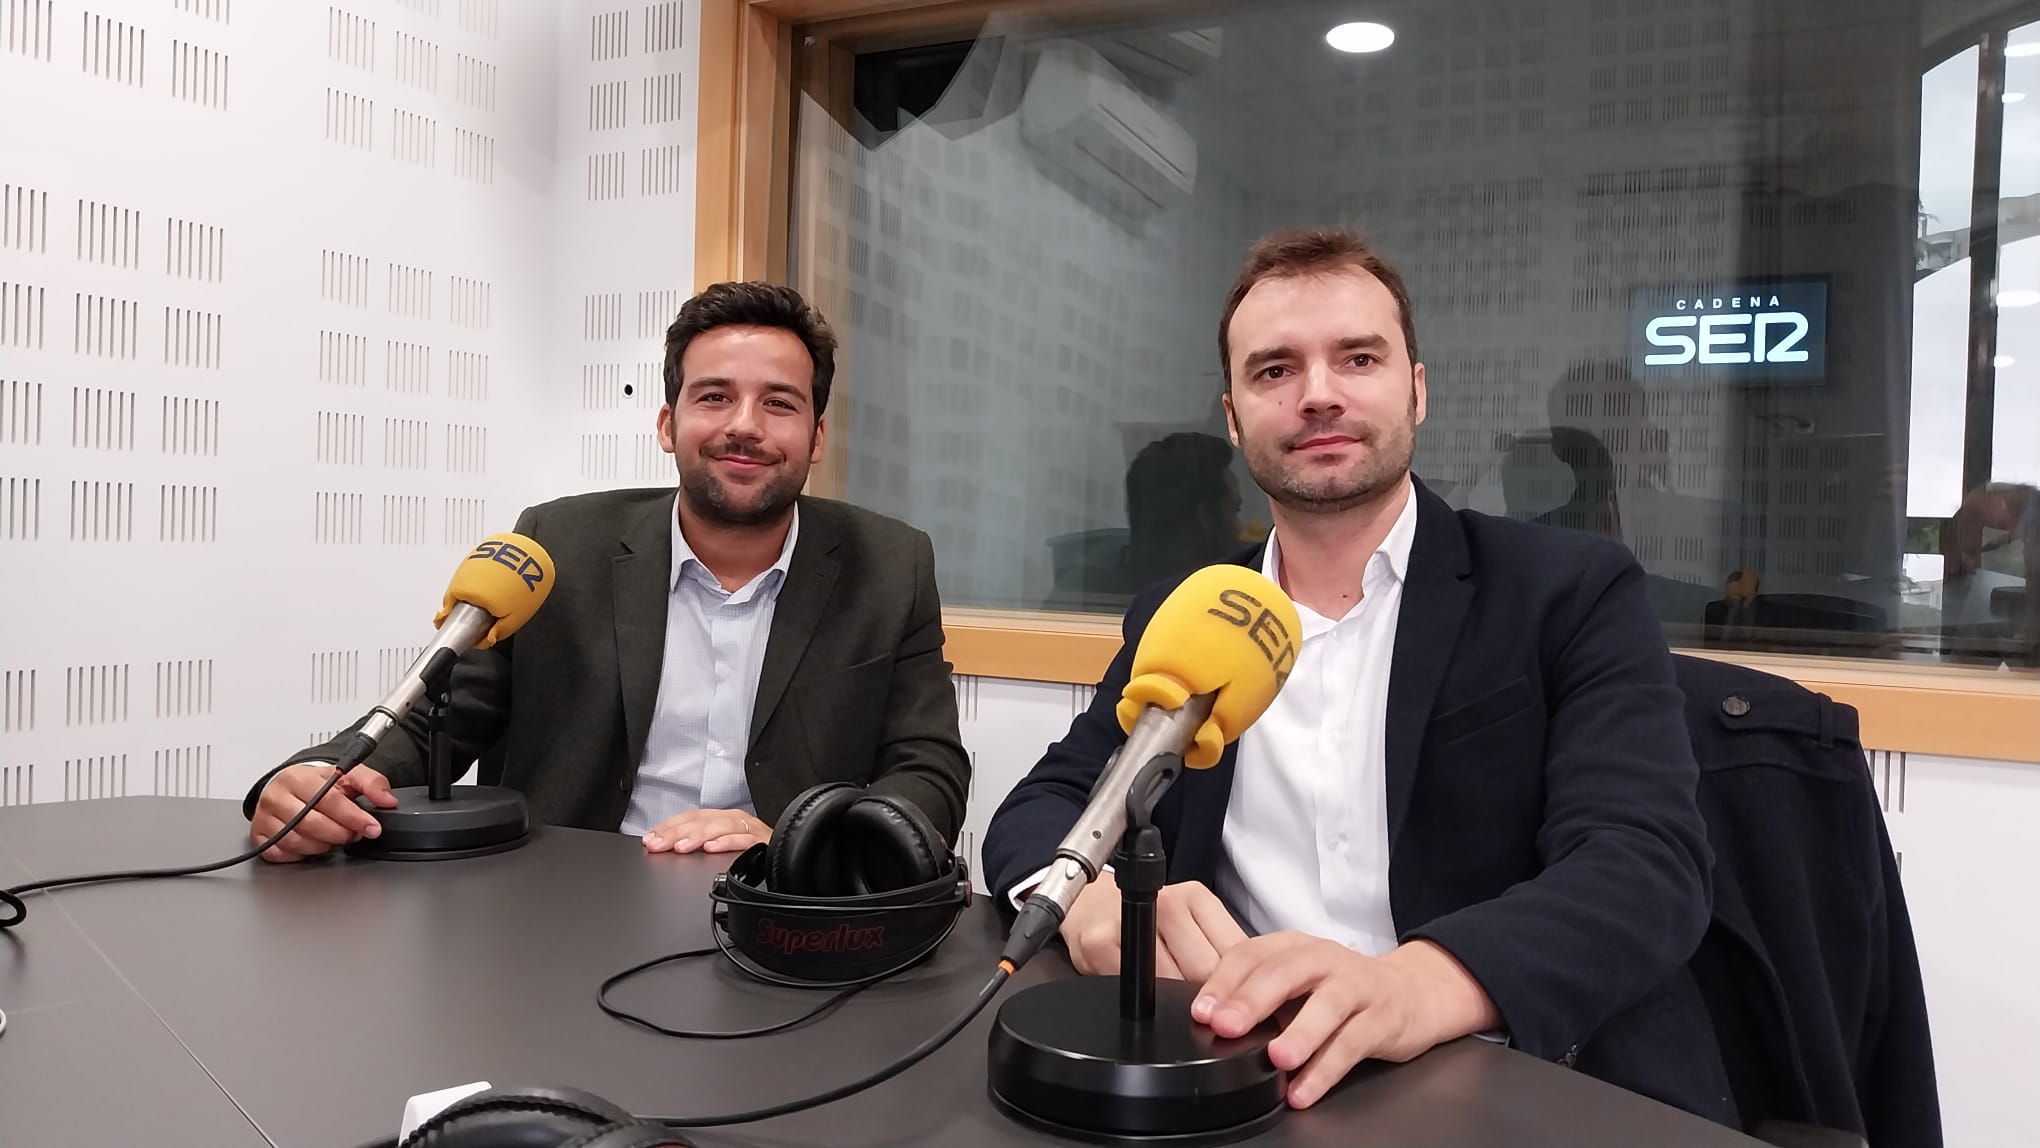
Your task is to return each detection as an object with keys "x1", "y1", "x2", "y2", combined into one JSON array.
[{"x1": 617, "y1": 500, "x2": 799, "y2": 837}]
